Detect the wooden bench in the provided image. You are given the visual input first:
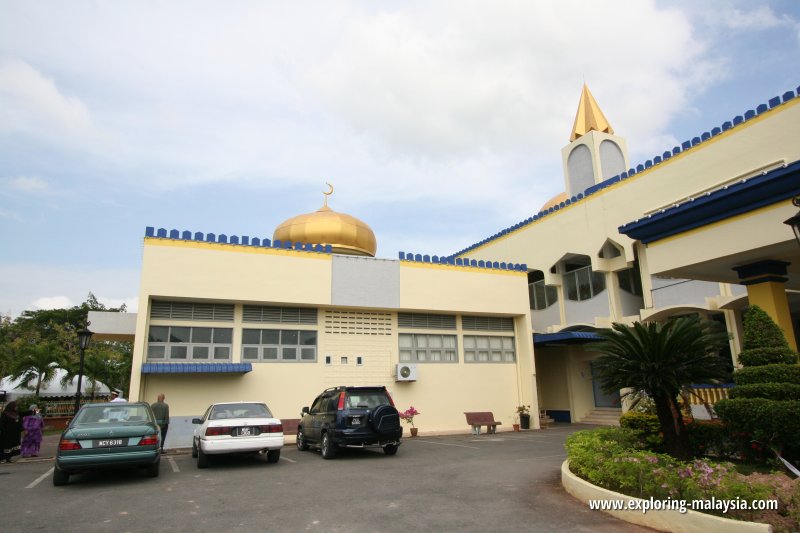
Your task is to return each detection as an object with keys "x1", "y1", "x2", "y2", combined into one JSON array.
[{"x1": 464, "y1": 412, "x2": 502, "y2": 435}]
